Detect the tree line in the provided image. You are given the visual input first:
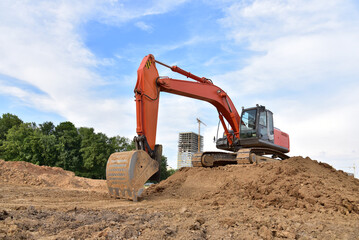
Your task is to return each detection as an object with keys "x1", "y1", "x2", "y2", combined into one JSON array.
[{"x1": 0, "y1": 113, "x2": 174, "y2": 180}]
